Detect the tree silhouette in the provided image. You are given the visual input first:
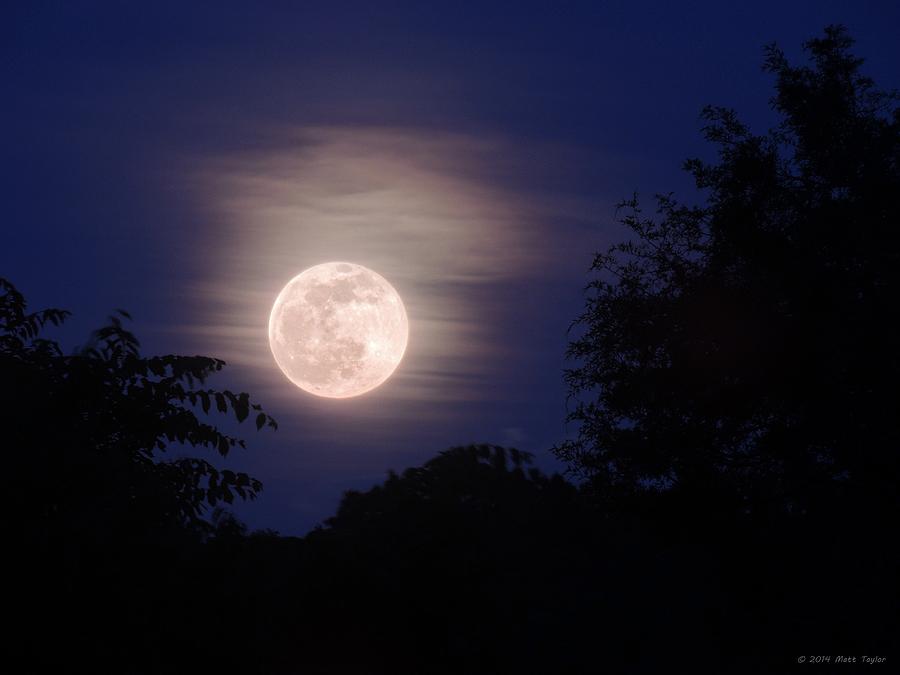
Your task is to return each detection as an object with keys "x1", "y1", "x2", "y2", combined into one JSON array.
[
  {"x1": 555, "y1": 26, "x2": 899, "y2": 521},
  {"x1": 3, "y1": 277, "x2": 277, "y2": 533},
  {"x1": 2, "y1": 277, "x2": 277, "y2": 668},
  {"x1": 301, "y1": 445, "x2": 591, "y2": 675}
]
